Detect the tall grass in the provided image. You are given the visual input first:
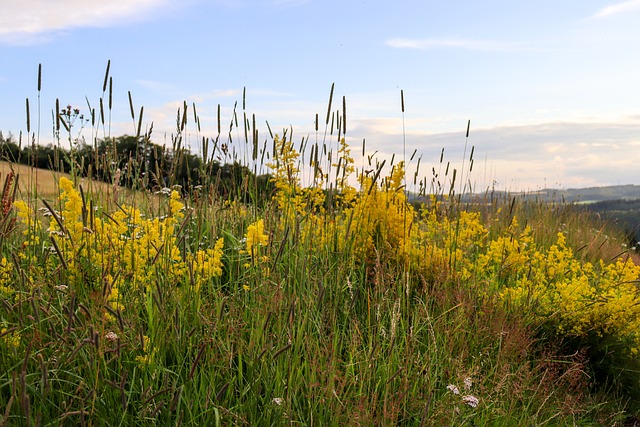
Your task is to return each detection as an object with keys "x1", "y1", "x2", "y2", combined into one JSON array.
[{"x1": 0, "y1": 63, "x2": 639, "y2": 426}]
